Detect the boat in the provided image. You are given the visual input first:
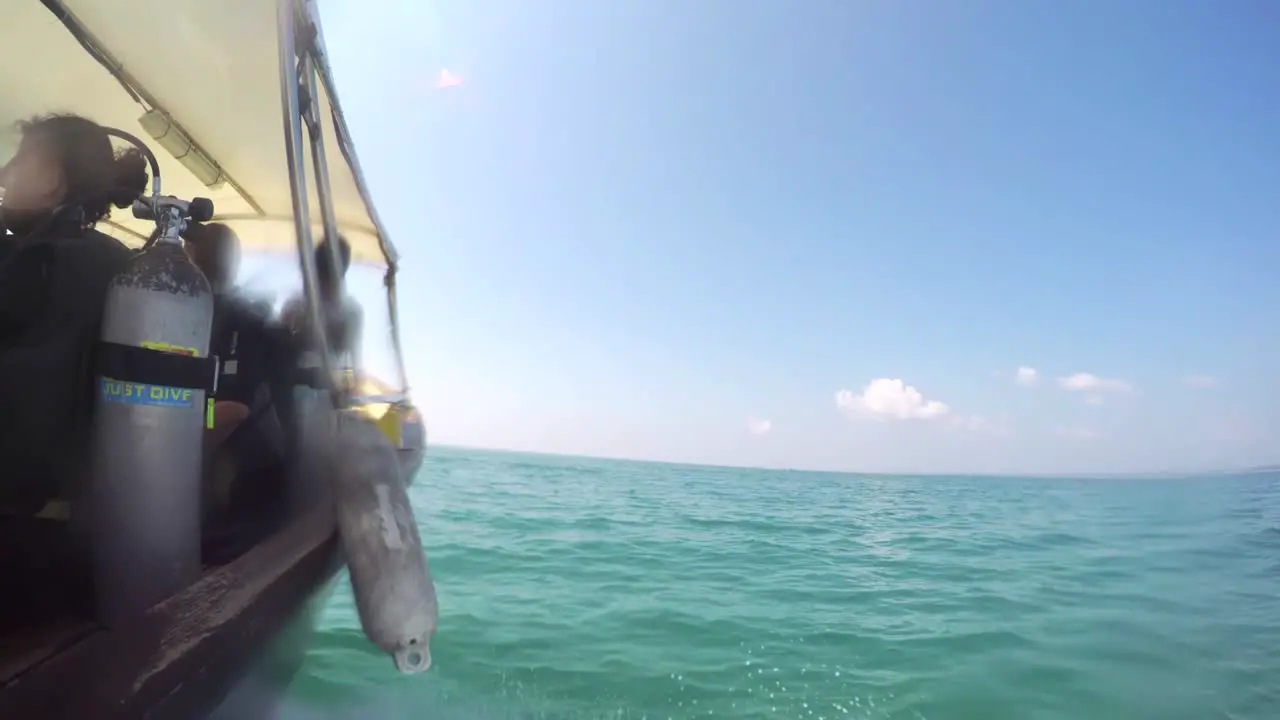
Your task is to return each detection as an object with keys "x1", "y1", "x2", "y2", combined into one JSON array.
[{"x1": 0, "y1": 0, "x2": 427, "y2": 717}]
